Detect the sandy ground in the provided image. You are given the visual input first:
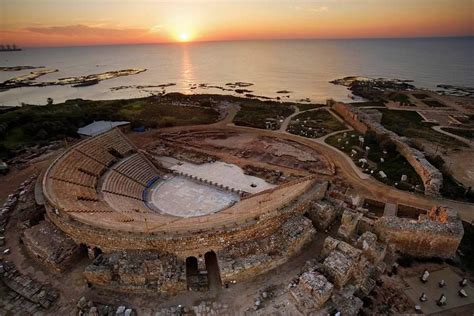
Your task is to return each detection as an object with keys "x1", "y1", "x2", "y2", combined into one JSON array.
[{"x1": 418, "y1": 139, "x2": 474, "y2": 188}]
